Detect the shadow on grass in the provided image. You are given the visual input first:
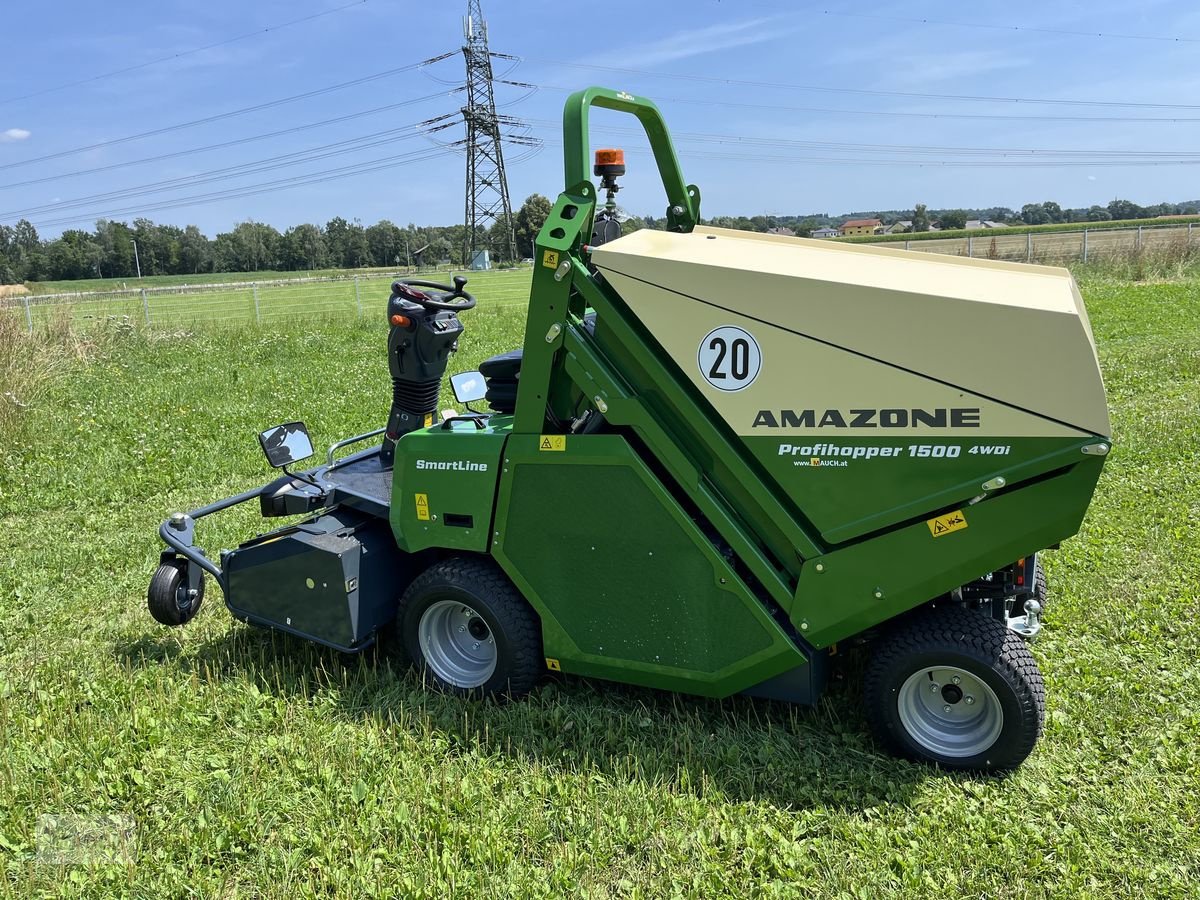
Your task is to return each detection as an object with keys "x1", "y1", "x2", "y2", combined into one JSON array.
[{"x1": 116, "y1": 625, "x2": 932, "y2": 812}]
